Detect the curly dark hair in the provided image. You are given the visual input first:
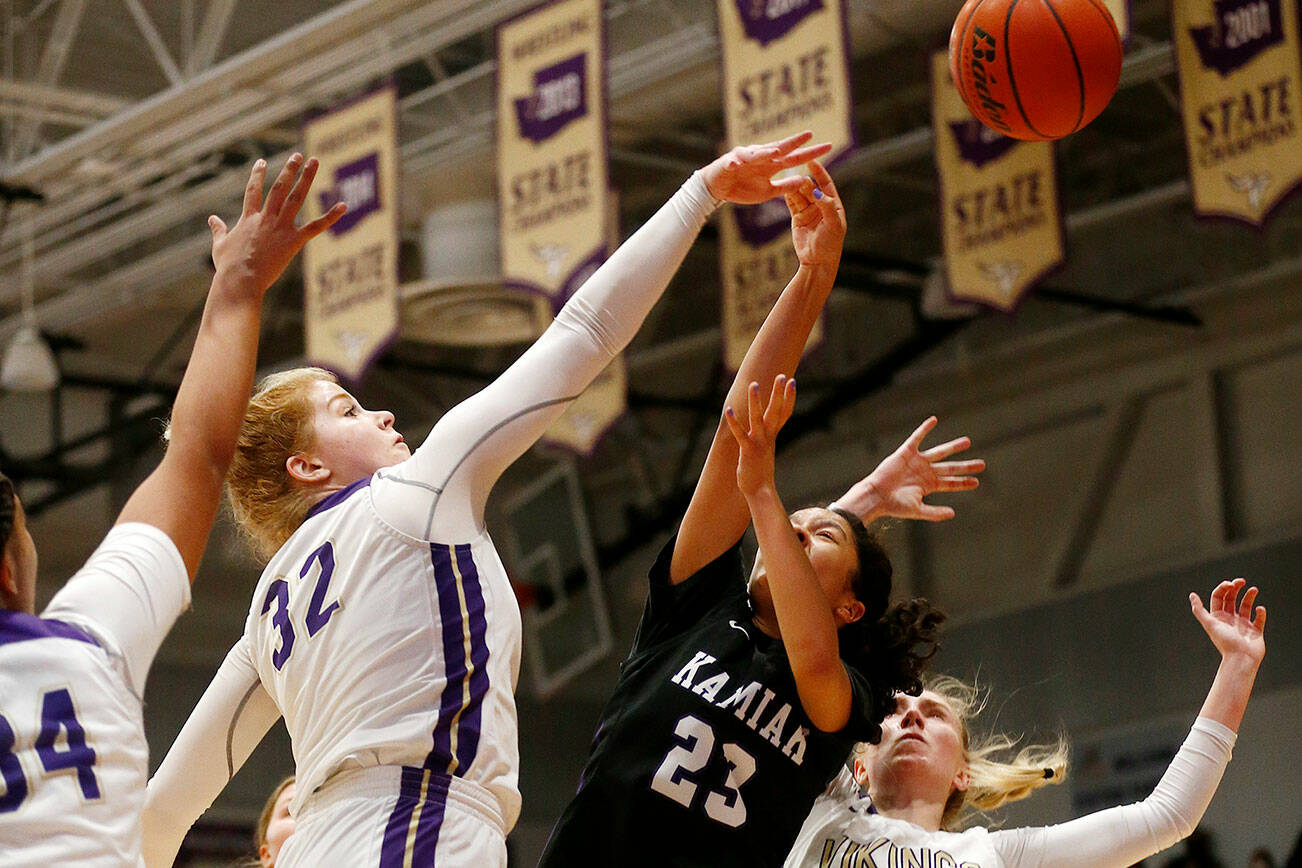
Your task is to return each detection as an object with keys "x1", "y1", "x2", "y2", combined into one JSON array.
[{"x1": 830, "y1": 507, "x2": 945, "y2": 744}]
